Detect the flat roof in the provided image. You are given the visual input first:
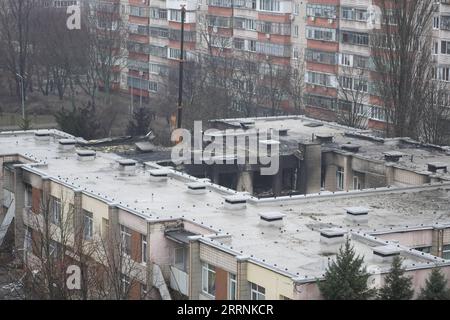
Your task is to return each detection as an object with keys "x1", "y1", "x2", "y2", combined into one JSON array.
[
  {"x1": 1, "y1": 129, "x2": 450, "y2": 280},
  {"x1": 213, "y1": 116, "x2": 450, "y2": 181}
]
